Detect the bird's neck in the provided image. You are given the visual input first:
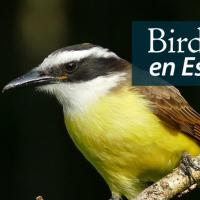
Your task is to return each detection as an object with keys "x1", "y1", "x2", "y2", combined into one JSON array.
[{"x1": 54, "y1": 72, "x2": 127, "y2": 116}]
